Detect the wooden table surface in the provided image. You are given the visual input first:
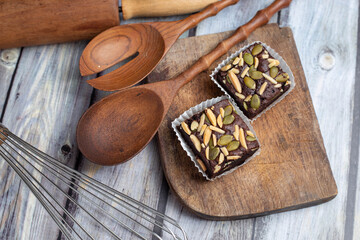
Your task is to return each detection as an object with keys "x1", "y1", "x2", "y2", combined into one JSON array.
[{"x1": 0, "y1": 0, "x2": 358, "y2": 239}]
